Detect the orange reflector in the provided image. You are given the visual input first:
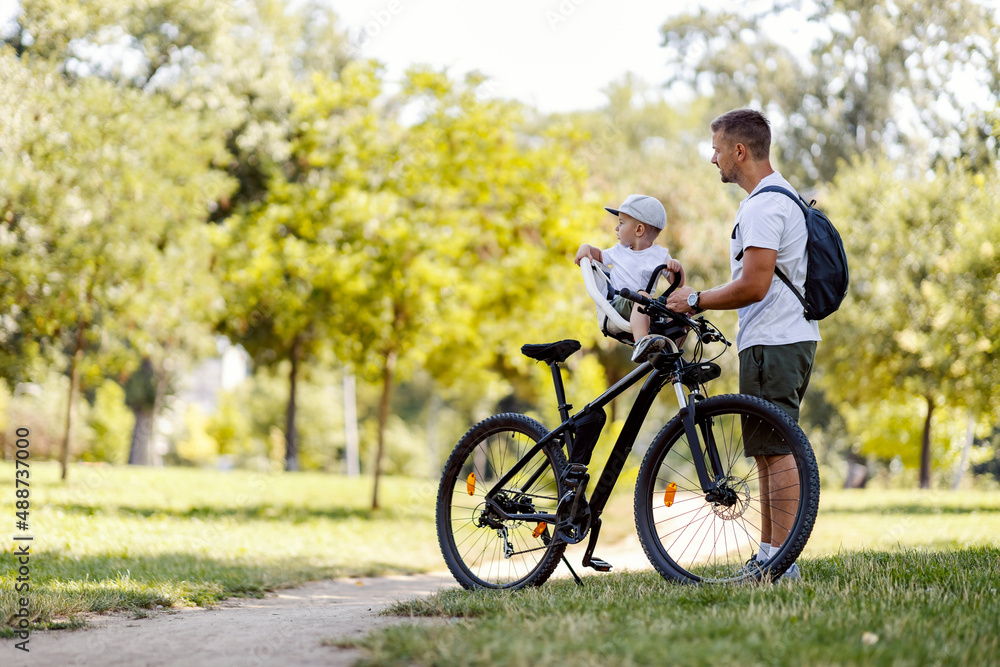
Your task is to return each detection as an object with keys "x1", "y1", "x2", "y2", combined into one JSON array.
[
  {"x1": 532, "y1": 522, "x2": 546, "y2": 538},
  {"x1": 466, "y1": 472, "x2": 476, "y2": 496},
  {"x1": 664, "y1": 482, "x2": 677, "y2": 507}
]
